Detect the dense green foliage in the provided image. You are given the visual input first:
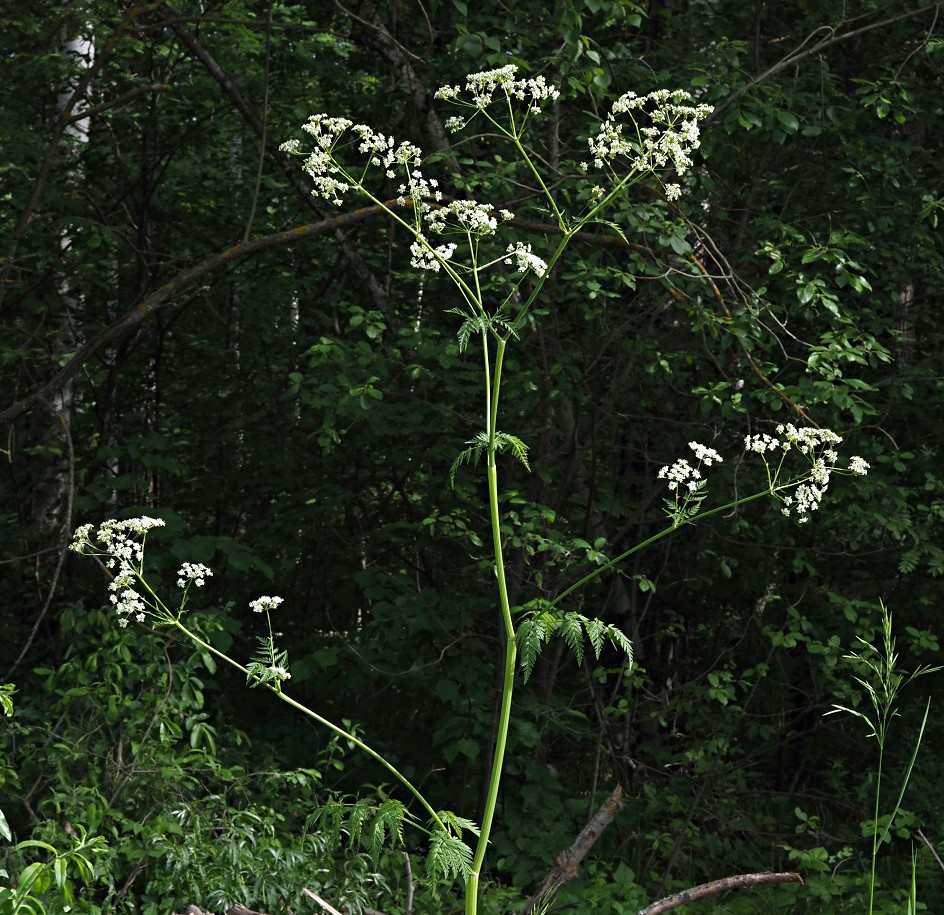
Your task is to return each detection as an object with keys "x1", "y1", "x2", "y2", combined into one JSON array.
[{"x1": 2, "y1": 1, "x2": 944, "y2": 912}]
